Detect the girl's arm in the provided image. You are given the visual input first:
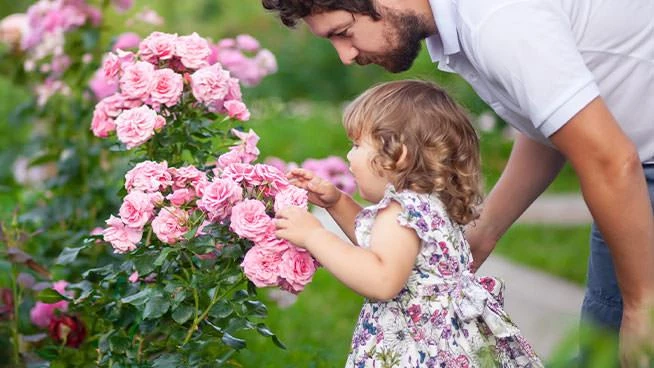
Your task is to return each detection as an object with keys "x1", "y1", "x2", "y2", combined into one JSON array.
[{"x1": 275, "y1": 201, "x2": 420, "y2": 300}]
